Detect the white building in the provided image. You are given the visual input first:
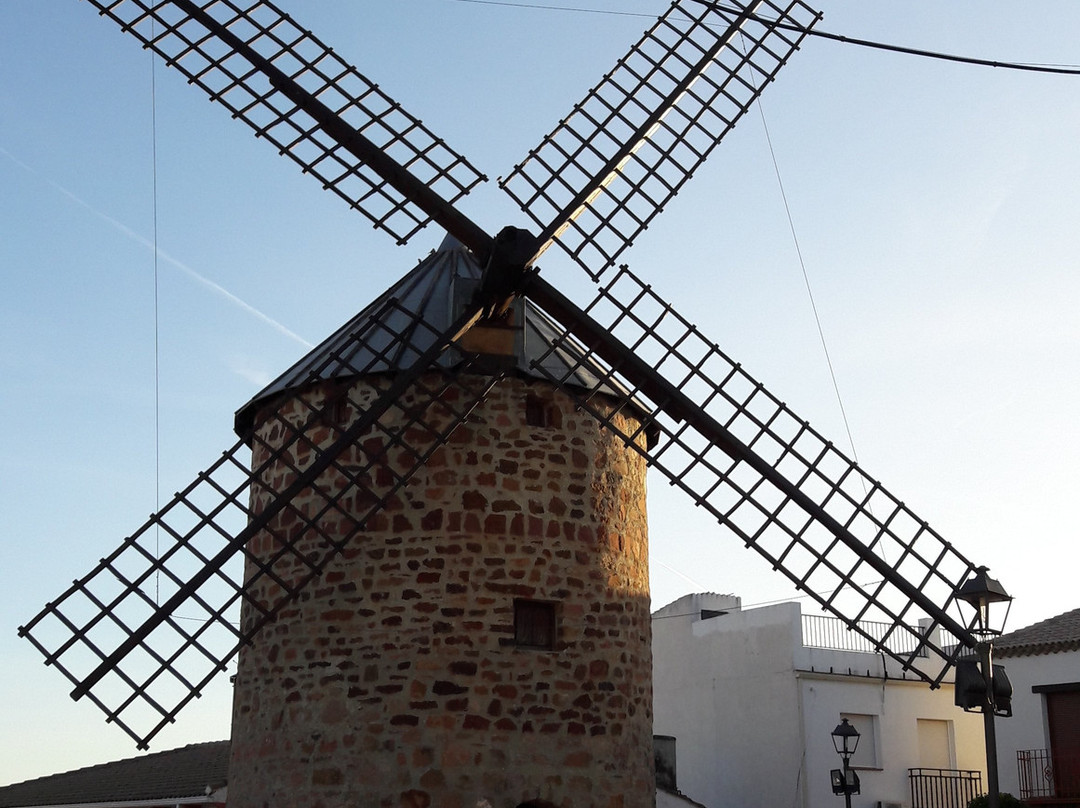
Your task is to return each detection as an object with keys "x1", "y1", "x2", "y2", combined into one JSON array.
[
  {"x1": 992, "y1": 607, "x2": 1080, "y2": 804},
  {"x1": 652, "y1": 593, "x2": 987, "y2": 808}
]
